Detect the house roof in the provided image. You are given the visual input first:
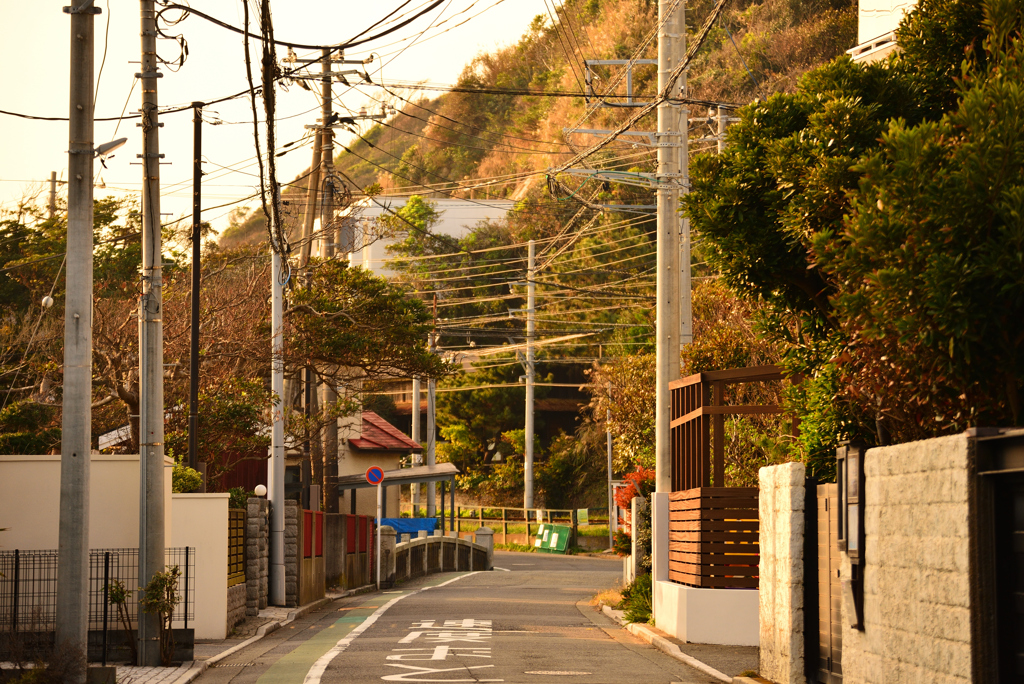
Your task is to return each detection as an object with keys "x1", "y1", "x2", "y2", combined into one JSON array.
[{"x1": 349, "y1": 411, "x2": 421, "y2": 452}]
